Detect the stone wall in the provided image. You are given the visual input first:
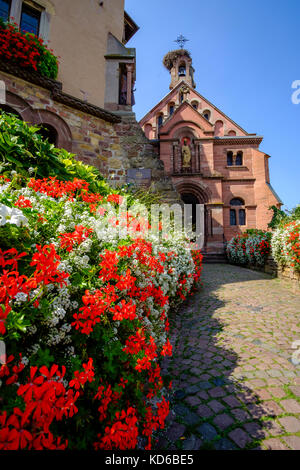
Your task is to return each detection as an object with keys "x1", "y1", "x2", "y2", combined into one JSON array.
[{"x1": 246, "y1": 255, "x2": 300, "y2": 289}]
